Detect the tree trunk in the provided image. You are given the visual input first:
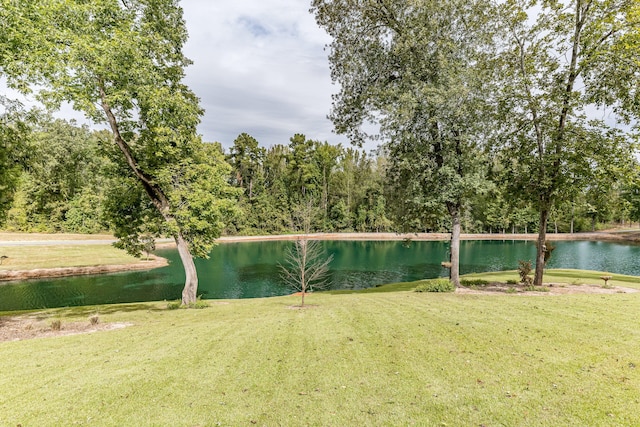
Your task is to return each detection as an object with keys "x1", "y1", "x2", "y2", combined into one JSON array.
[
  {"x1": 176, "y1": 232, "x2": 198, "y2": 305},
  {"x1": 100, "y1": 84, "x2": 201, "y2": 307},
  {"x1": 570, "y1": 204, "x2": 575, "y2": 233},
  {"x1": 449, "y1": 204, "x2": 461, "y2": 287},
  {"x1": 534, "y1": 207, "x2": 549, "y2": 287}
]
